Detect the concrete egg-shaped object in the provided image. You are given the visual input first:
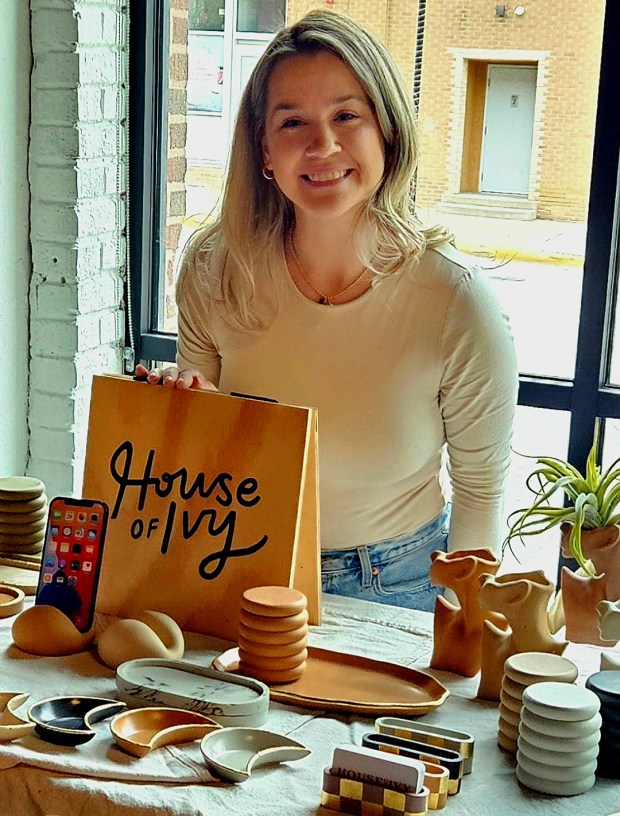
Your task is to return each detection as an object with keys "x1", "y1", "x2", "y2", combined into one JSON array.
[{"x1": 97, "y1": 610, "x2": 184, "y2": 669}]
